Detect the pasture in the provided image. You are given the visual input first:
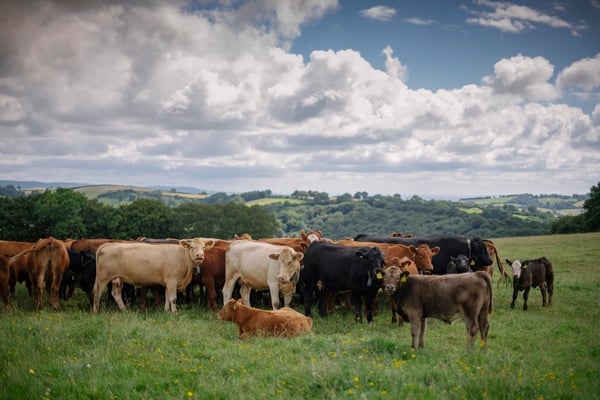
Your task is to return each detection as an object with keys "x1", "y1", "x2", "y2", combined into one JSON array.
[{"x1": 1, "y1": 233, "x2": 599, "y2": 399}]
